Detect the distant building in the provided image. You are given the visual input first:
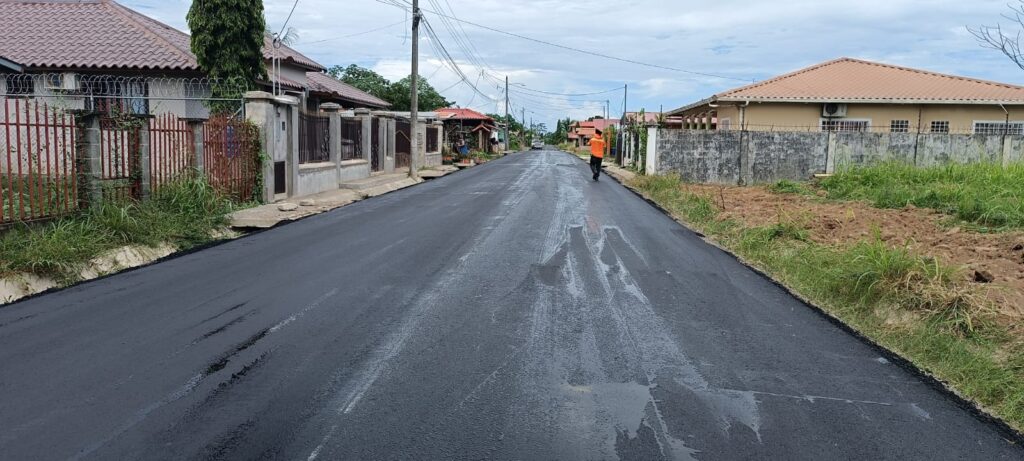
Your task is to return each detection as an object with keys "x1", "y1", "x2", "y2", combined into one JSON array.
[
  {"x1": 436, "y1": 108, "x2": 497, "y2": 153},
  {"x1": 667, "y1": 57, "x2": 1024, "y2": 134}
]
